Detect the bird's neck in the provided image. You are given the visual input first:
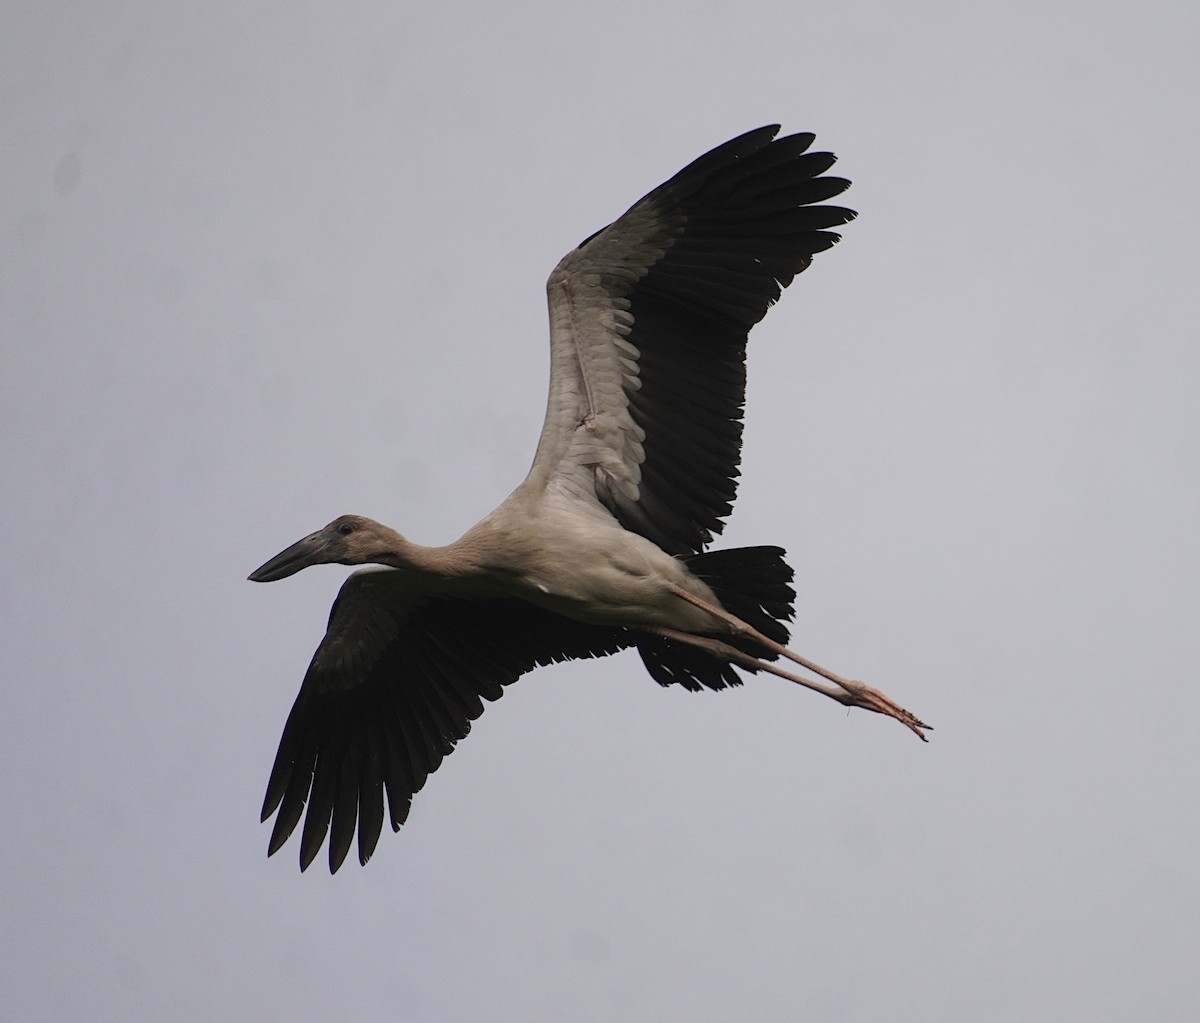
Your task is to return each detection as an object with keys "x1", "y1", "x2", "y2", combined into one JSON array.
[{"x1": 370, "y1": 529, "x2": 482, "y2": 581}]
